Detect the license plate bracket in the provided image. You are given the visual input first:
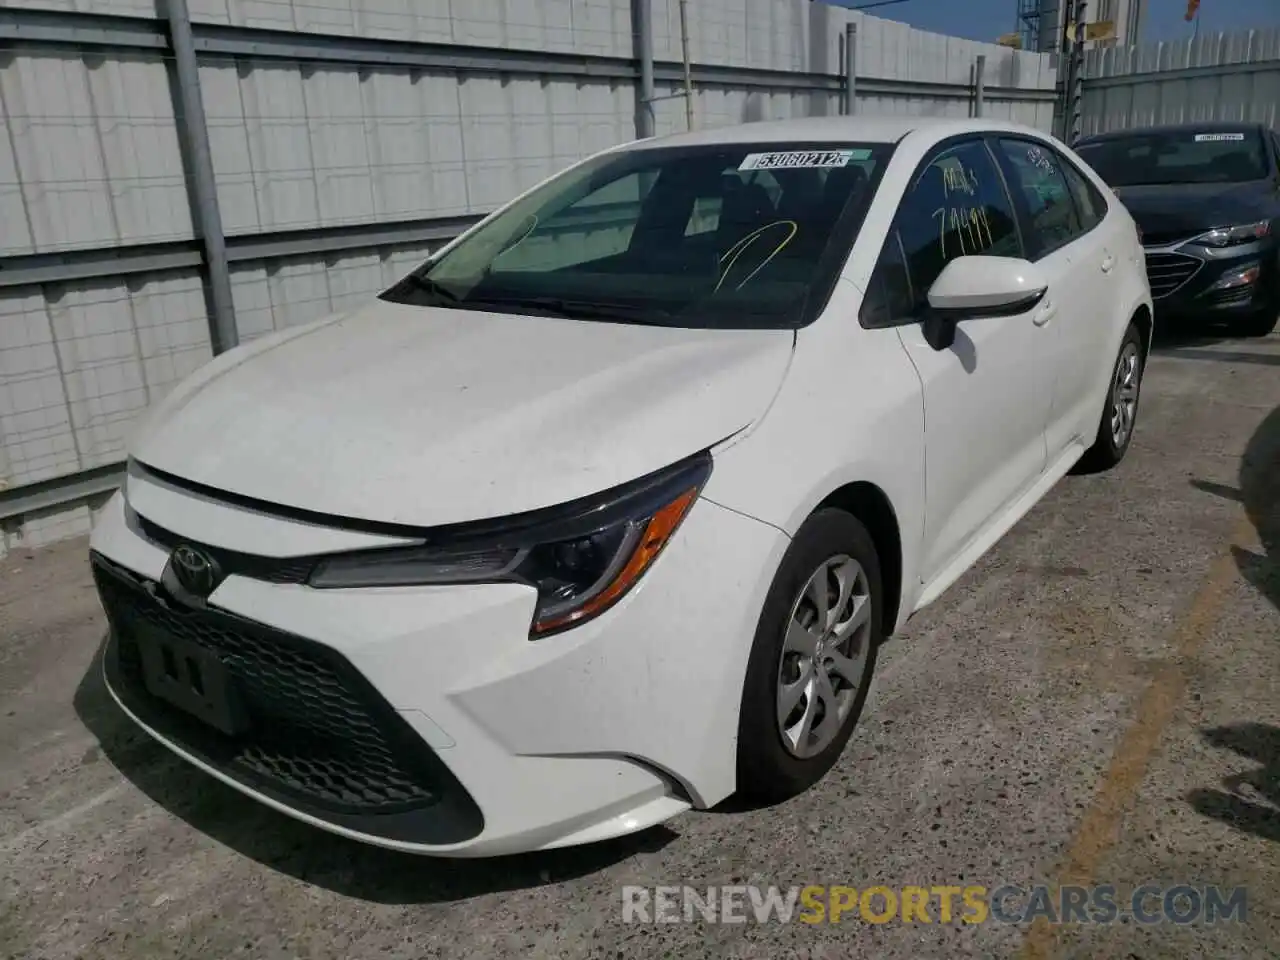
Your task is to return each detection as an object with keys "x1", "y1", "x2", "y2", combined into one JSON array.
[{"x1": 134, "y1": 623, "x2": 249, "y2": 737}]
